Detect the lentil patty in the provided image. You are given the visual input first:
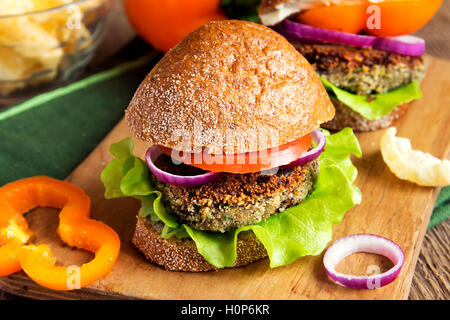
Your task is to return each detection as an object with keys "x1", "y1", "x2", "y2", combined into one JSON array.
[
  {"x1": 151, "y1": 154, "x2": 319, "y2": 233},
  {"x1": 292, "y1": 42, "x2": 425, "y2": 96}
]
